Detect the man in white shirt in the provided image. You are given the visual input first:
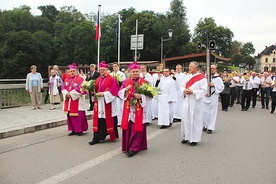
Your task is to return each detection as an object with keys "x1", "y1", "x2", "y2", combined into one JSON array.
[
  {"x1": 240, "y1": 72, "x2": 254, "y2": 111},
  {"x1": 229, "y1": 71, "x2": 239, "y2": 107},
  {"x1": 260, "y1": 72, "x2": 272, "y2": 109},
  {"x1": 251, "y1": 72, "x2": 261, "y2": 108},
  {"x1": 236, "y1": 73, "x2": 244, "y2": 104}
]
